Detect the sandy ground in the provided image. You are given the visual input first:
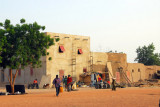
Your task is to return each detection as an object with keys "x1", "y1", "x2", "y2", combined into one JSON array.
[{"x1": 0, "y1": 87, "x2": 160, "y2": 107}]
